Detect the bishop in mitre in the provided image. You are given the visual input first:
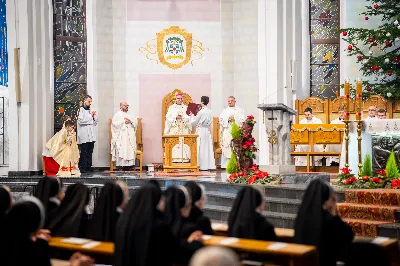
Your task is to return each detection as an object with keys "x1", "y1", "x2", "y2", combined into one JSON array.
[
  {"x1": 326, "y1": 106, "x2": 345, "y2": 166},
  {"x1": 295, "y1": 107, "x2": 324, "y2": 166},
  {"x1": 111, "y1": 102, "x2": 138, "y2": 170},
  {"x1": 219, "y1": 96, "x2": 245, "y2": 168},
  {"x1": 164, "y1": 93, "x2": 192, "y2": 162},
  {"x1": 44, "y1": 118, "x2": 80, "y2": 177}
]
